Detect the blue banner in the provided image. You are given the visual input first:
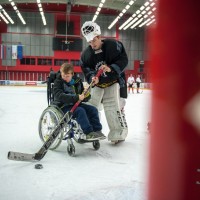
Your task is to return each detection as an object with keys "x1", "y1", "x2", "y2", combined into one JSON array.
[{"x1": 17, "y1": 45, "x2": 23, "y2": 59}]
